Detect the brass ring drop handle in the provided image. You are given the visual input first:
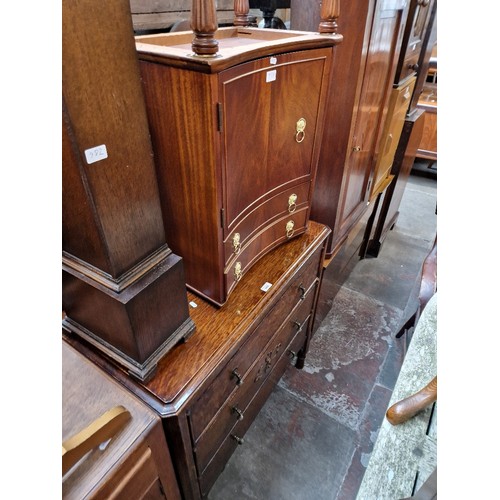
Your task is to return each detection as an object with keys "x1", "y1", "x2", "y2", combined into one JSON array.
[
  {"x1": 286, "y1": 220, "x2": 295, "y2": 238},
  {"x1": 295, "y1": 118, "x2": 306, "y2": 143},
  {"x1": 232, "y1": 406, "x2": 244, "y2": 421},
  {"x1": 232, "y1": 233, "x2": 241, "y2": 254},
  {"x1": 231, "y1": 369, "x2": 243, "y2": 386},
  {"x1": 231, "y1": 434, "x2": 244, "y2": 445},
  {"x1": 288, "y1": 193, "x2": 297, "y2": 213},
  {"x1": 298, "y1": 283, "x2": 306, "y2": 300},
  {"x1": 234, "y1": 261, "x2": 242, "y2": 282}
]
